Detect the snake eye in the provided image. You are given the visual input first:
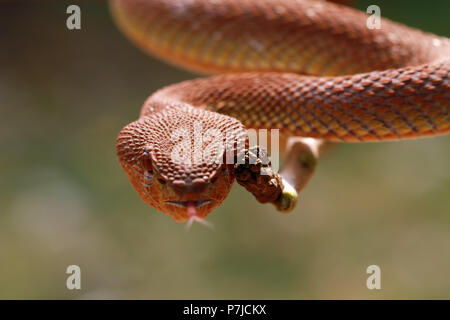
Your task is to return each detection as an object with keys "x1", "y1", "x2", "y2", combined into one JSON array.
[
  {"x1": 158, "y1": 178, "x2": 166, "y2": 185},
  {"x1": 142, "y1": 151, "x2": 153, "y2": 174}
]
